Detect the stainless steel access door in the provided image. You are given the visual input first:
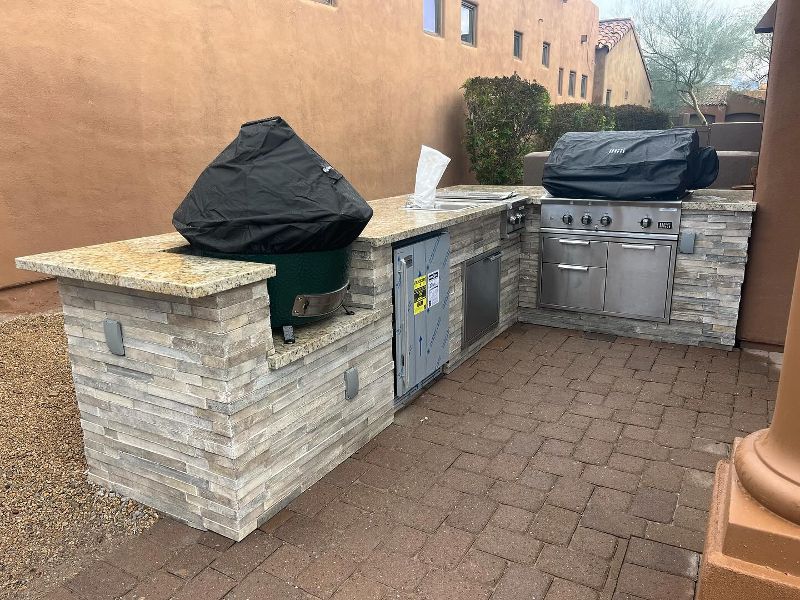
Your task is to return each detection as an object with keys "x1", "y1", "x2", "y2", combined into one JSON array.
[
  {"x1": 463, "y1": 249, "x2": 502, "y2": 347},
  {"x1": 604, "y1": 241, "x2": 674, "y2": 320},
  {"x1": 539, "y1": 263, "x2": 607, "y2": 311}
]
